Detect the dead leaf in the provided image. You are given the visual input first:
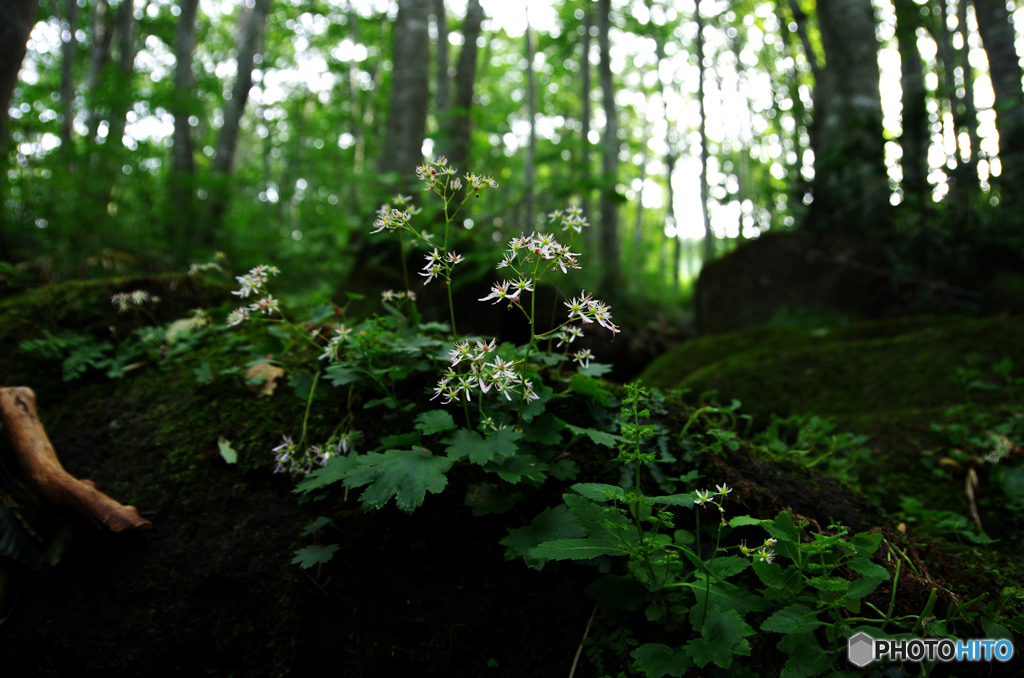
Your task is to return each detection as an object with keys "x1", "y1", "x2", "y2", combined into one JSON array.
[{"x1": 245, "y1": 362, "x2": 285, "y2": 397}]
